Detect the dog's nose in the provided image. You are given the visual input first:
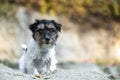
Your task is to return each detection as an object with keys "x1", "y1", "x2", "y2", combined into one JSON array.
[{"x1": 45, "y1": 38, "x2": 50, "y2": 42}]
